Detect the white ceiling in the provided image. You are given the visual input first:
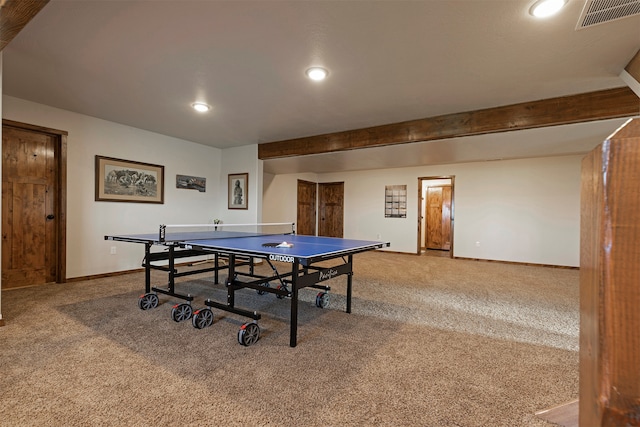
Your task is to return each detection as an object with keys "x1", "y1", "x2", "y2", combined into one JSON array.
[{"x1": 2, "y1": 0, "x2": 640, "y2": 174}]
